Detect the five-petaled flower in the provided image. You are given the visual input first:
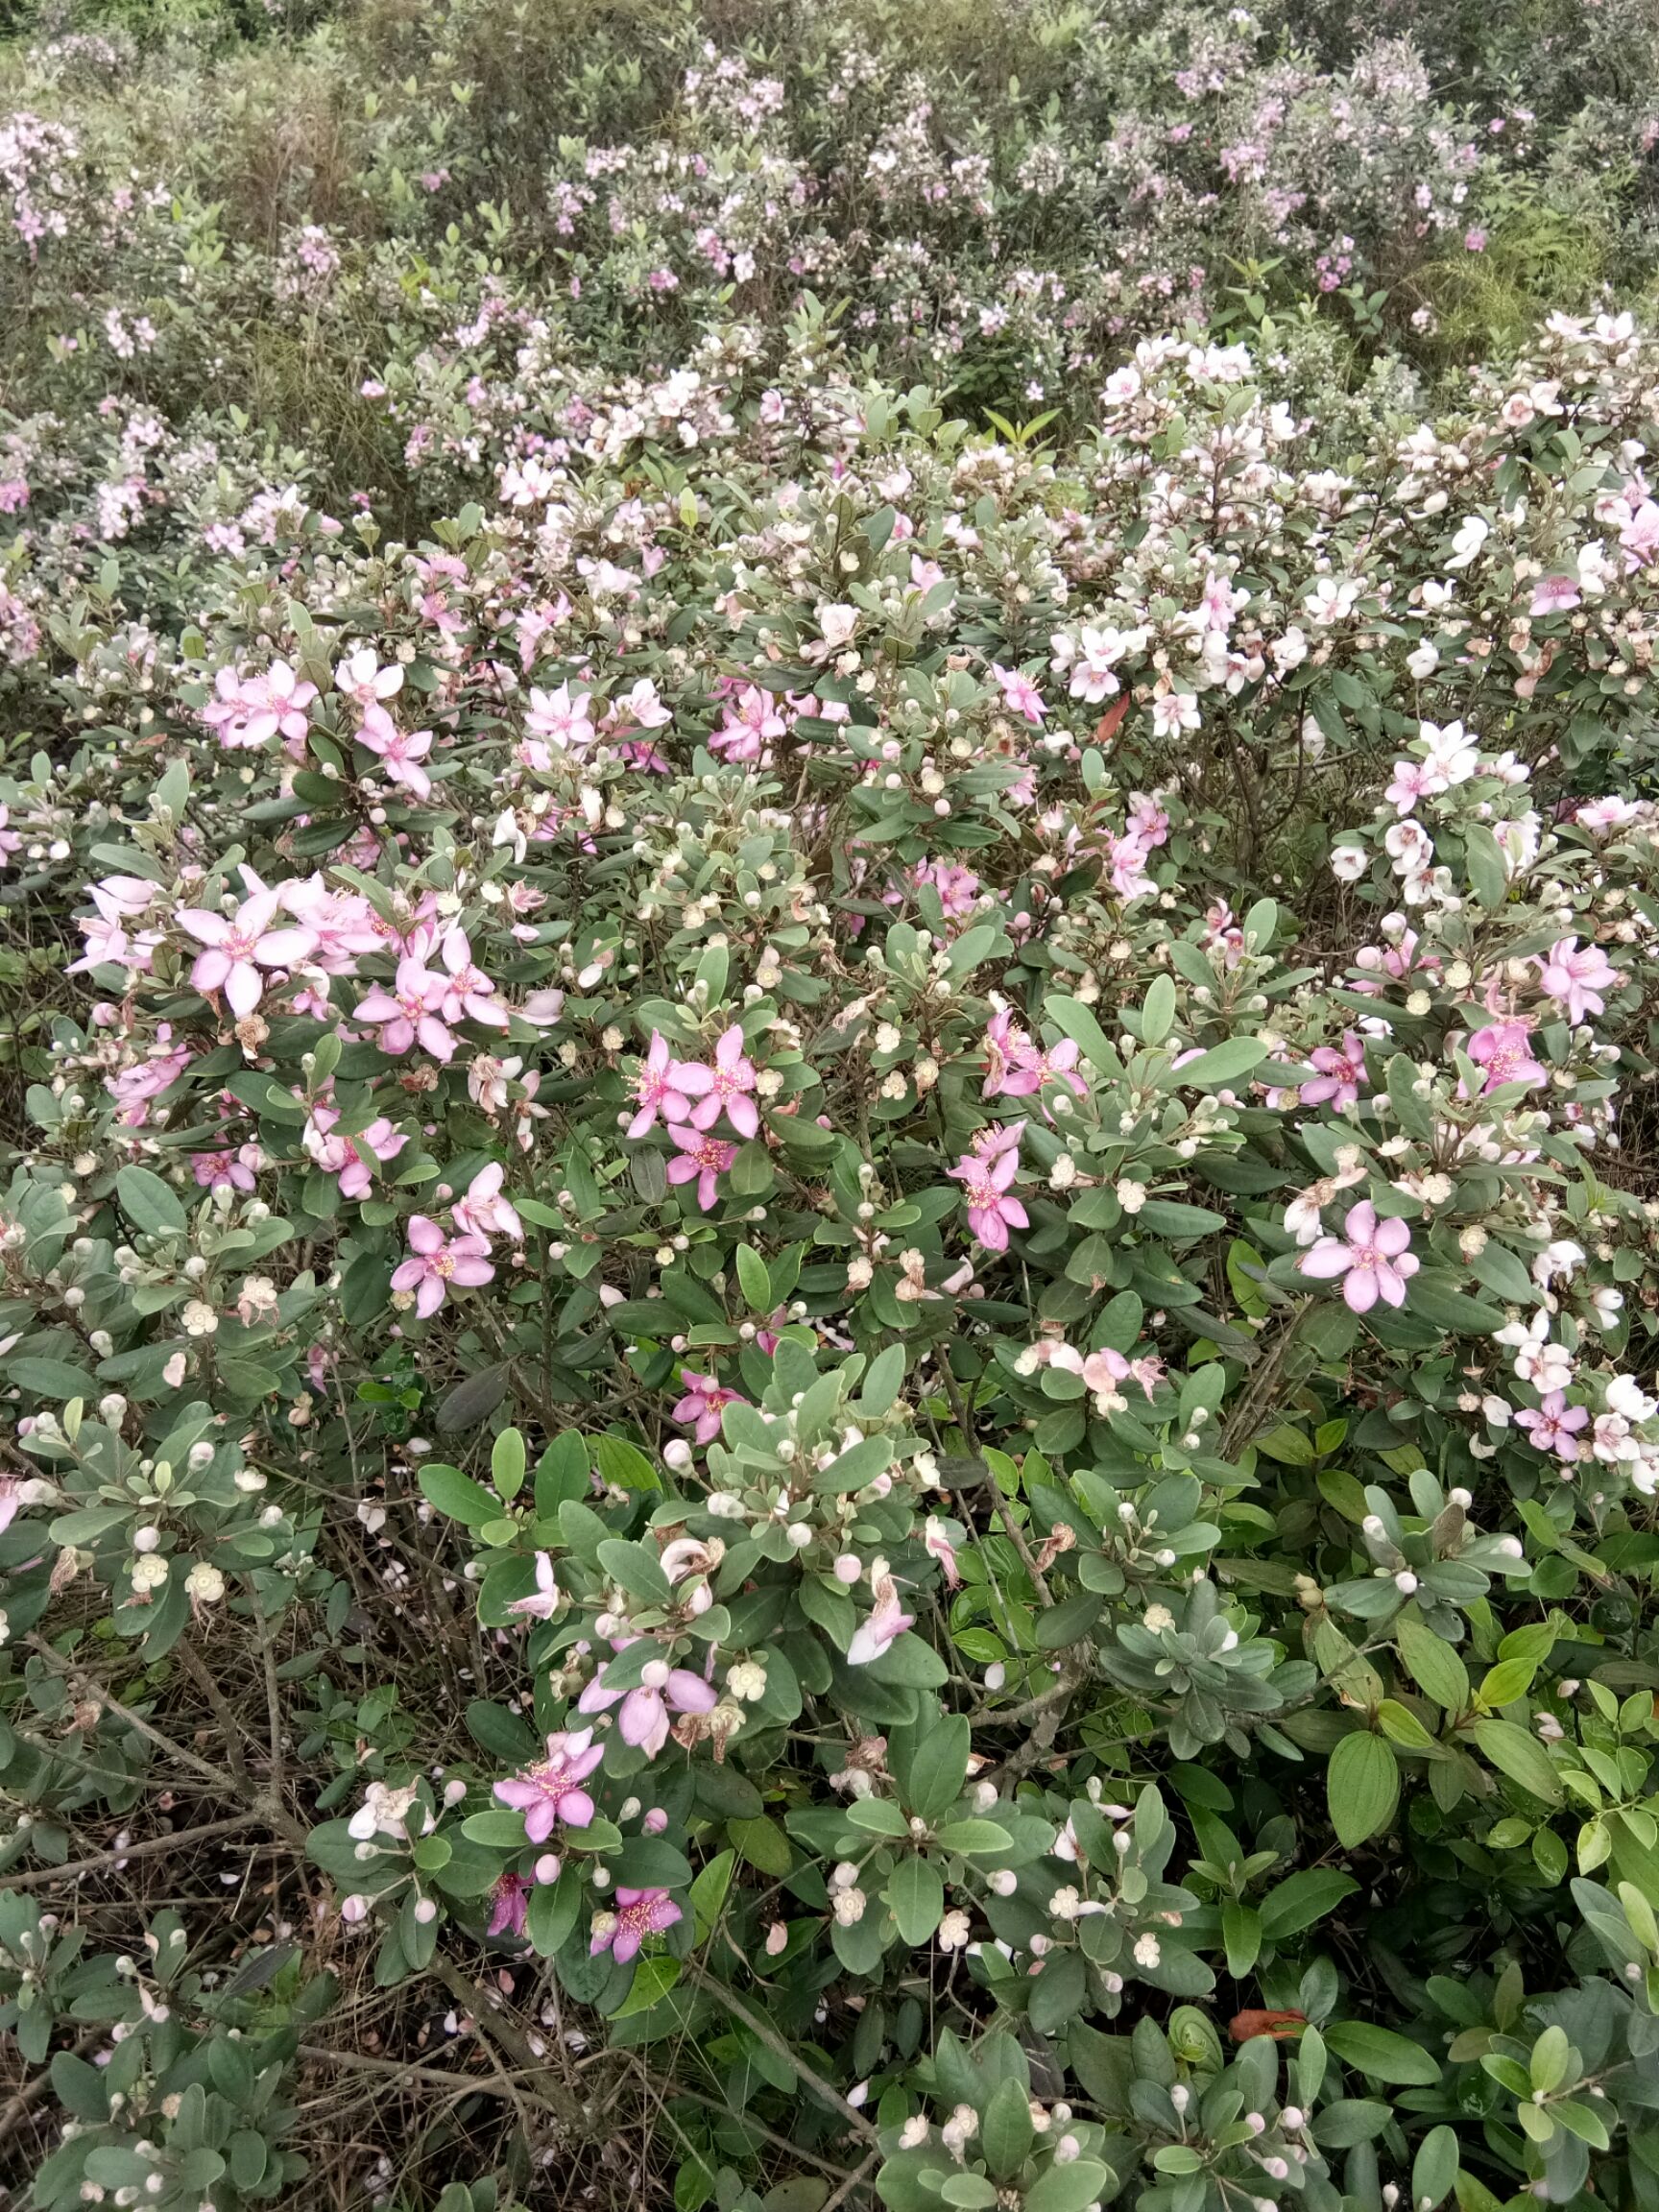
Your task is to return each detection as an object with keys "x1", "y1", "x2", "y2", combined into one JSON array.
[
  {"x1": 589, "y1": 1887, "x2": 682, "y2": 1963},
  {"x1": 1298, "y1": 1200, "x2": 1420, "y2": 1313},
  {"x1": 494, "y1": 1727, "x2": 605, "y2": 1838},
  {"x1": 390, "y1": 1215, "x2": 494, "y2": 1316},
  {"x1": 949, "y1": 1121, "x2": 1028, "y2": 1252},
  {"x1": 579, "y1": 1658, "x2": 718, "y2": 1759},
  {"x1": 177, "y1": 887, "x2": 317, "y2": 1019},
  {"x1": 665, "y1": 1124, "x2": 737, "y2": 1210}
]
